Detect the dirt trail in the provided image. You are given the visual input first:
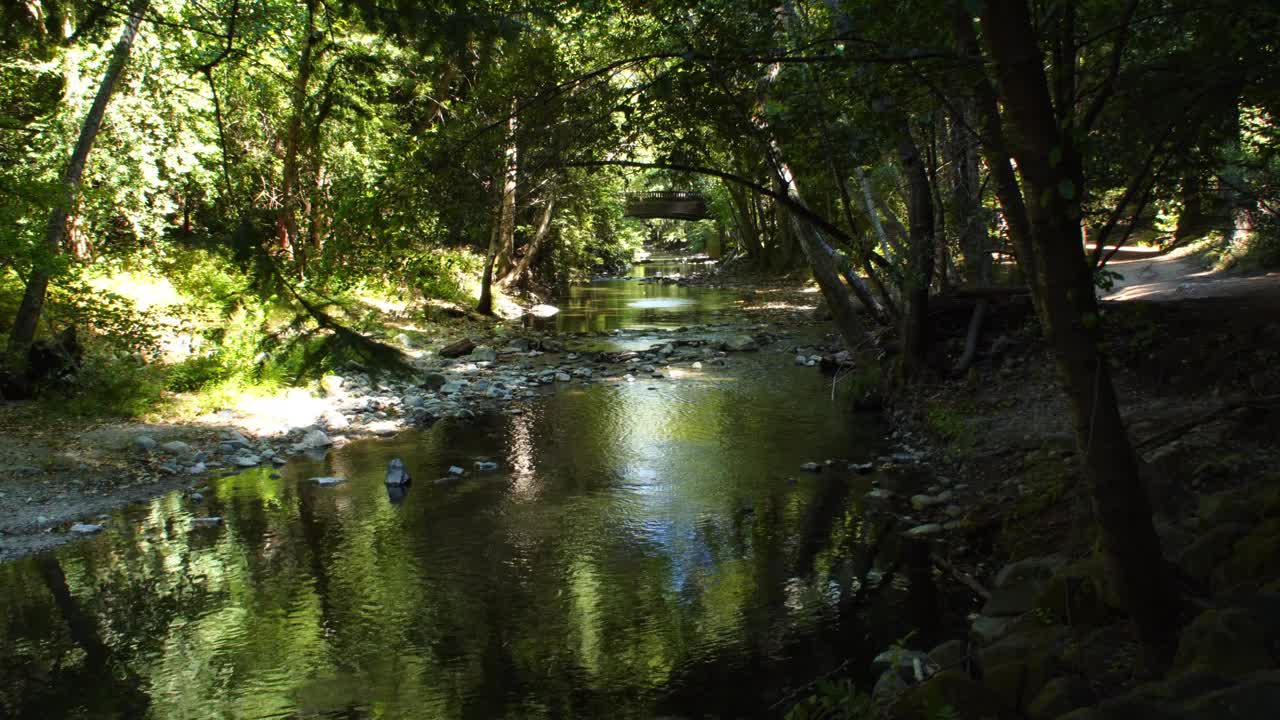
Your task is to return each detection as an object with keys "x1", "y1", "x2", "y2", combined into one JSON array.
[{"x1": 1101, "y1": 245, "x2": 1280, "y2": 303}]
